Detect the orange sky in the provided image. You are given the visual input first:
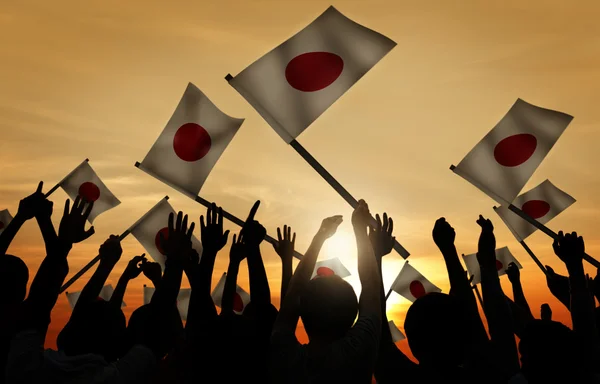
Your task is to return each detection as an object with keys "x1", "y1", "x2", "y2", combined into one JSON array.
[{"x1": 1, "y1": 0, "x2": 600, "y2": 356}]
